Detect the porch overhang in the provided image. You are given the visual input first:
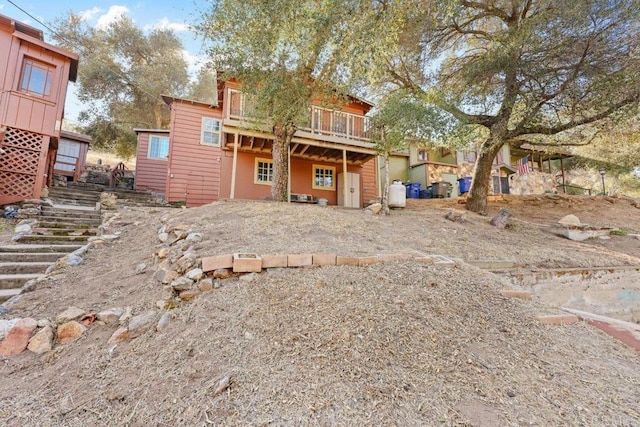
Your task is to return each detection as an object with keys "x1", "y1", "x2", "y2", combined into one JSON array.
[{"x1": 221, "y1": 129, "x2": 376, "y2": 165}]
